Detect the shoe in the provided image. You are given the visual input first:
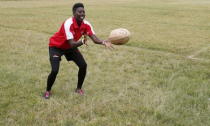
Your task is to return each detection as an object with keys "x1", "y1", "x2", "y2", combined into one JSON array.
[
  {"x1": 75, "y1": 89, "x2": 84, "y2": 95},
  {"x1": 43, "y1": 91, "x2": 51, "y2": 99}
]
